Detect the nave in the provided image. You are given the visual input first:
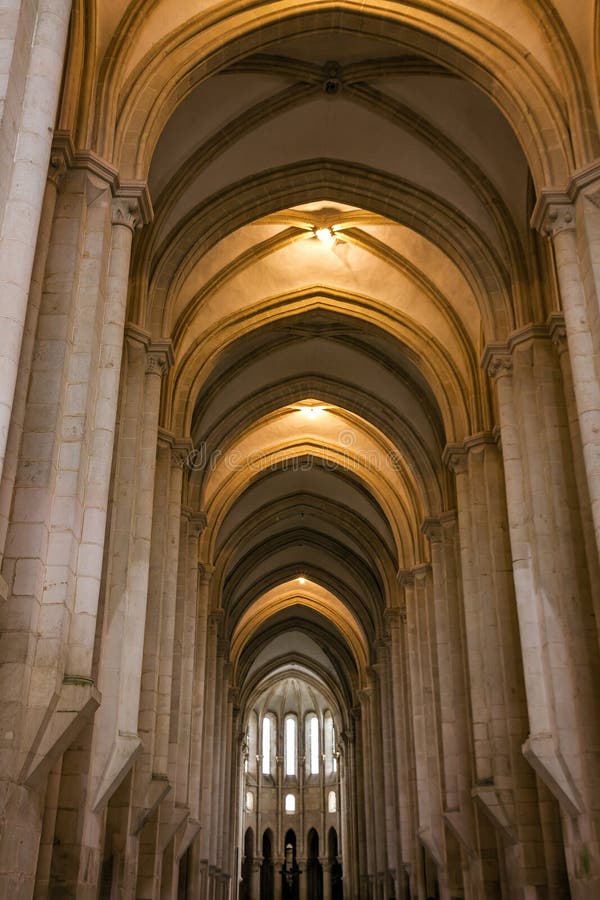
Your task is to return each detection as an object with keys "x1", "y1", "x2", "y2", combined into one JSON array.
[{"x1": 1, "y1": 2, "x2": 600, "y2": 899}]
